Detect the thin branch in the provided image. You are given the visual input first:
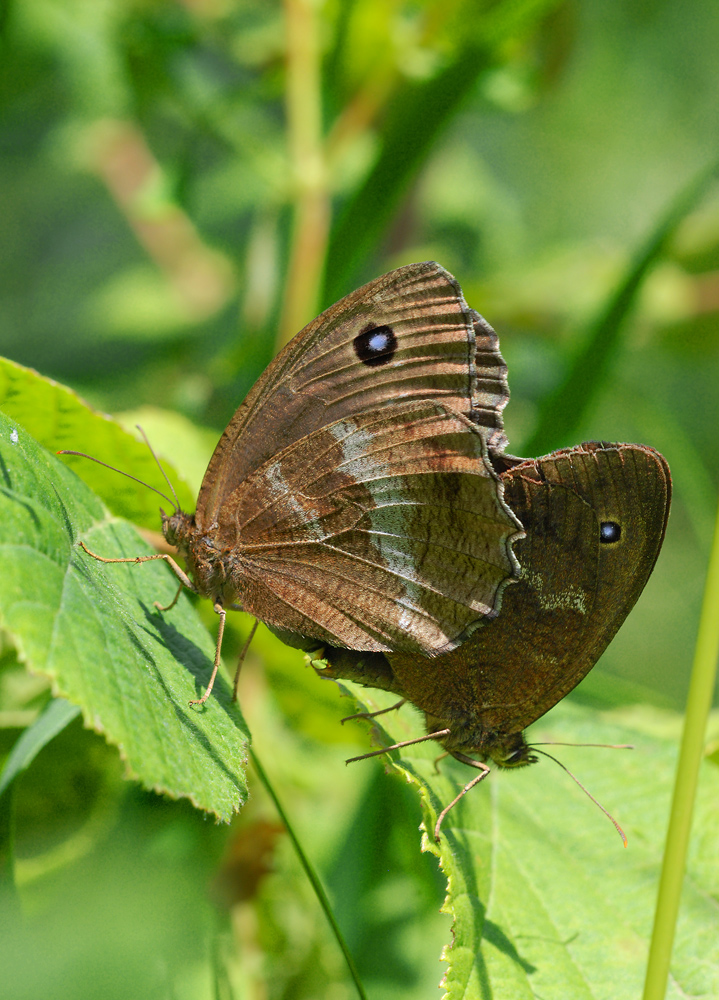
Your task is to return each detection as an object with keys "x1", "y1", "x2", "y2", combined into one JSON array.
[{"x1": 250, "y1": 749, "x2": 368, "y2": 1000}]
